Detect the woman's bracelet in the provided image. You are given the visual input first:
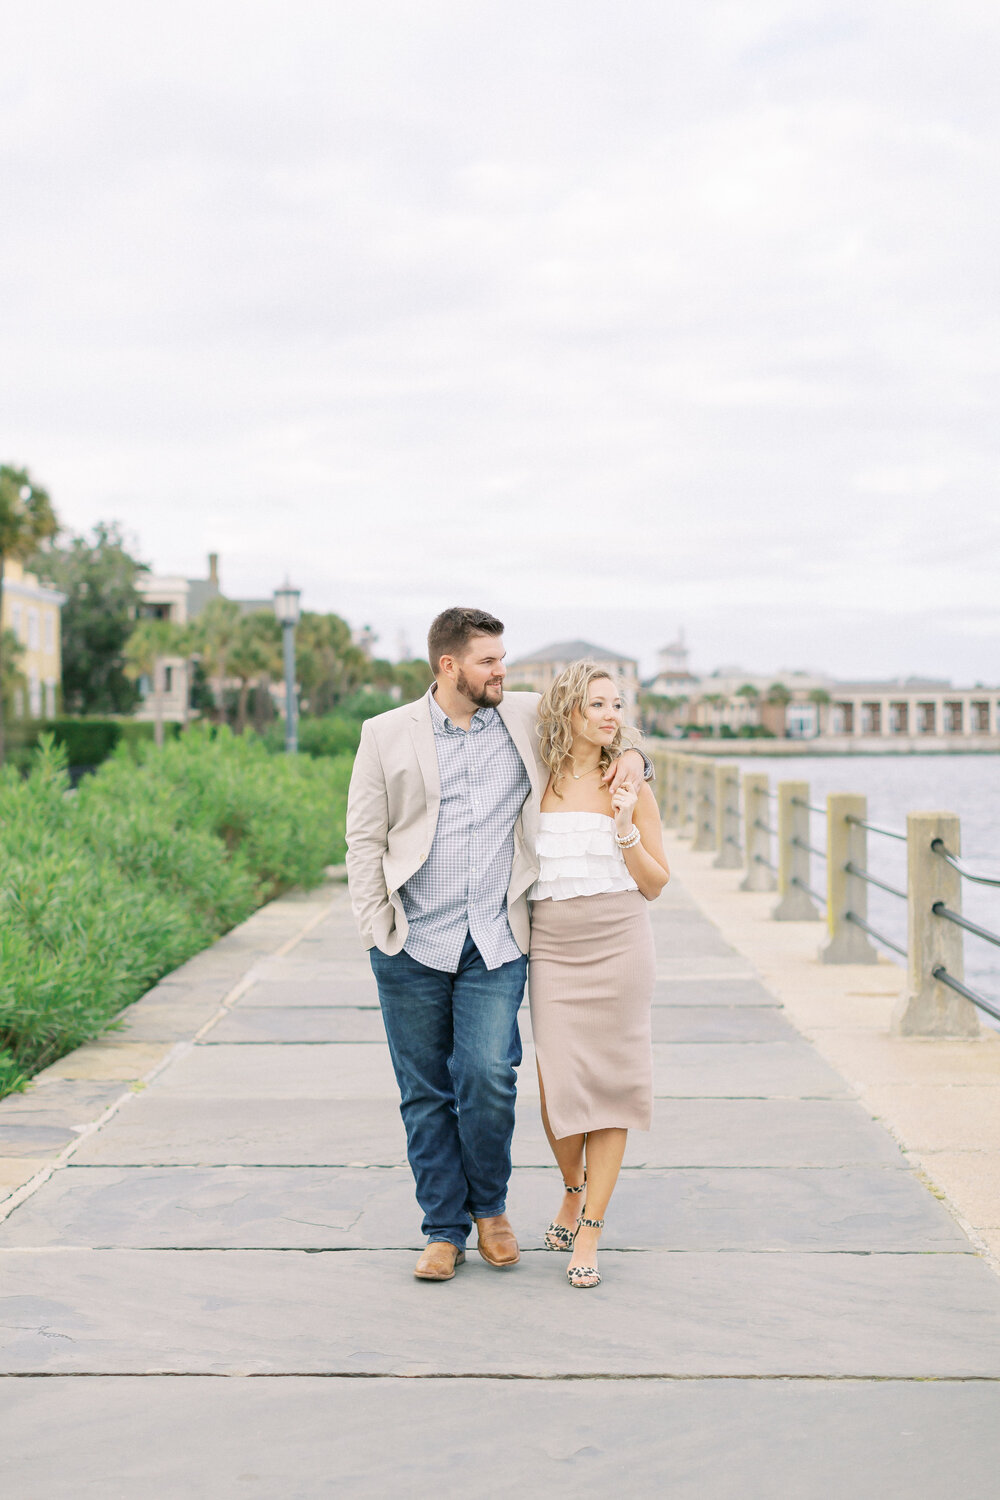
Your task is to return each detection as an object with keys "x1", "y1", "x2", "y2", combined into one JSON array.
[{"x1": 616, "y1": 826, "x2": 641, "y2": 850}]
